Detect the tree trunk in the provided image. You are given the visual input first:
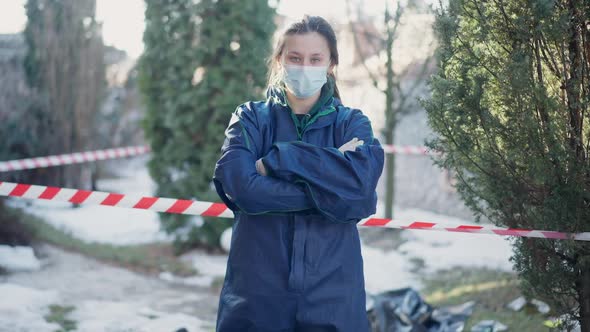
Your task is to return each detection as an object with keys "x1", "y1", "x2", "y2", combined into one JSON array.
[
  {"x1": 383, "y1": 3, "x2": 396, "y2": 219},
  {"x1": 580, "y1": 261, "x2": 590, "y2": 332},
  {"x1": 384, "y1": 131, "x2": 395, "y2": 219}
]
